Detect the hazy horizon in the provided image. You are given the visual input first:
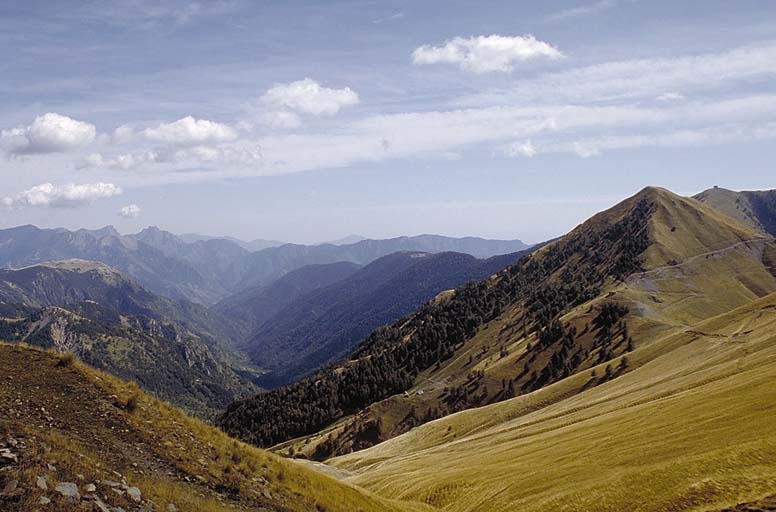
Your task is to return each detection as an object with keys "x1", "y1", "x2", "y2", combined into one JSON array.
[{"x1": 0, "y1": 222, "x2": 536, "y2": 247}]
